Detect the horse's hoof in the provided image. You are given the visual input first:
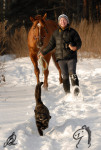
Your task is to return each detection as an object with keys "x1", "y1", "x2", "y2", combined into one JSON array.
[{"x1": 43, "y1": 84, "x2": 48, "y2": 90}]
